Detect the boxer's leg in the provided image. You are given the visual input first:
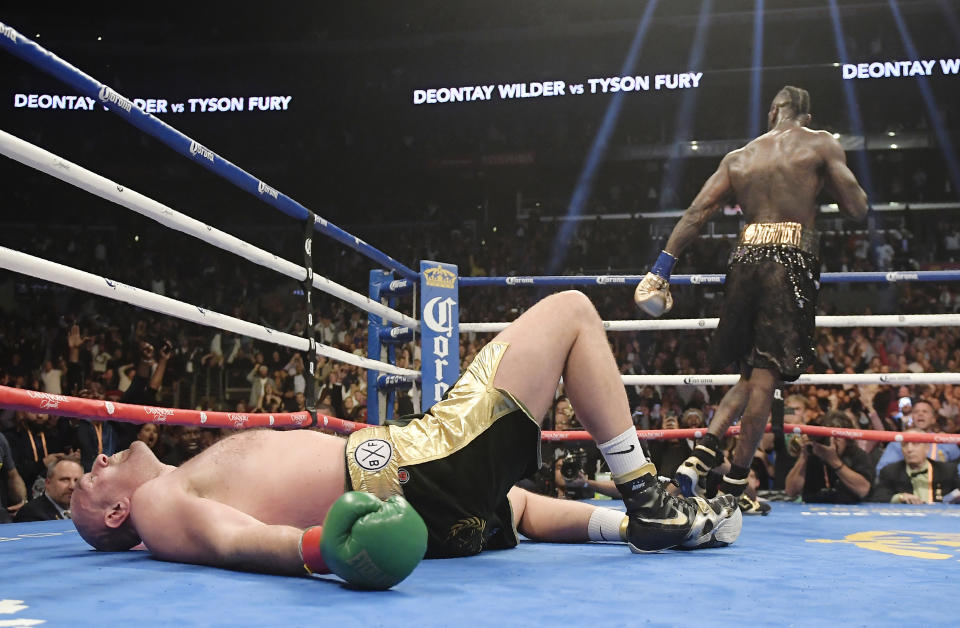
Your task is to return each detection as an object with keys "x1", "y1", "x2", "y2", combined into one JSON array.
[
  {"x1": 716, "y1": 367, "x2": 777, "y2": 514},
  {"x1": 494, "y1": 291, "x2": 739, "y2": 551},
  {"x1": 675, "y1": 370, "x2": 751, "y2": 496},
  {"x1": 492, "y1": 290, "x2": 630, "y2": 443},
  {"x1": 507, "y1": 485, "x2": 741, "y2": 549}
]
